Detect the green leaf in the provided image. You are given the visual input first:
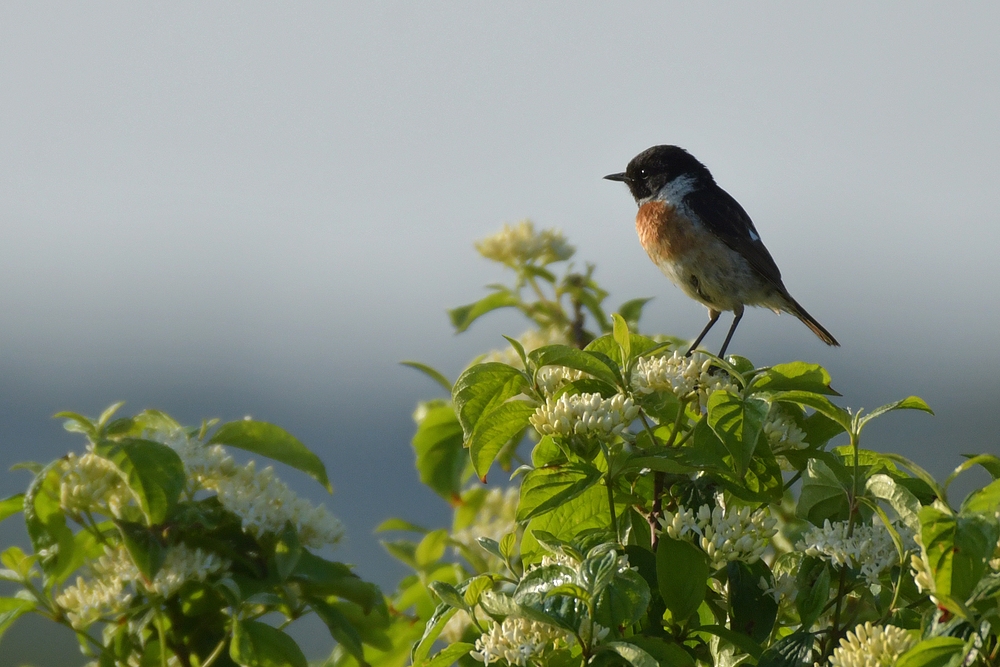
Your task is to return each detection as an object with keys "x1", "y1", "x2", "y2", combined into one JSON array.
[
  {"x1": 274, "y1": 521, "x2": 302, "y2": 581},
  {"x1": 865, "y1": 474, "x2": 922, "y2": 532},
  {"x1": 763, "y1": 391, "x2": 851, "y2": 431},
  {"x1": 374, "y1": 518, "x2": 428, "y2": 534},
  {"x1": 411, "y1": 402, "x2": 466, "y2": 501},
  {"x1": 117, "y1": 521, "x2": 165, "y2": 581},
  {"x1": 453, "y1": 362, "x2": 530, "y2": 437},
  {"x1": 209, "y1": 421, "x2": 331, "y2": 492},
  {"x1": 624, "y1": 637, "x2": 695, "y2": 667},
  {"x1": 751, "y1": 362, "x2": 839, "y2": 396},
  {"x1": 517, "y1": 463, "x2": 603, "y2": 521},
  {"x1": 798, "y1": 411, "x2": 847, "y2": 448},
  {"x1": 514, "y1": 565, "x2": 588, "y2": 632},
  {"x1": 961, "y1": 478, "x2": 1000, "y2": 515},
  {"x1": 469, "y1": 400, "x2": 535, "y2": 480},
  {"x1": 464, "y1": 575, "x2": 494, "y2": 607},
  {"x1": 96, "y1": 438, "x2": 186, "y2": 525},
  {"x1": 308, "y1": 596, "x2": 369, "y2": 667},
  {"x1": 796, "y1": 459, "x2": 850, "y2": 525},
  {"x1": 707, "y1": 391, "x2": 769, "y2": 476},
  {"x1": 601, "y1": 641, "x2": 659, "y2": 667},
  {"x1": 290, "y1": 551, "x2": 380, "y2": 613},
  {"x1": 230, "y1": 620, "x2": 308, "y2": 667},
  {"x1": 880, "y1": 453, "x2": 946, "y2": 504},
  {"x1": 427, "y1": 580, "x2": 467, "y2": 610},
  {"x1": 696, "y1": 625, "x2": 764, "y2": 659},
  {"x1": 529, "y1": 345, "x2": 622, "y2": 388},
  {"x1": 415, "y1": 530, "x2": 449, "y2": 568},
  {"x1": 410, "y1": 603, "x2": 458, "y2": 665},
  {"x1": 520, "y1": 484, "x2": 615, "y2": 565},
  {"x1": 960, "y1": 453, "x2": 1000, "y2": 480},
  {"x1": 595, "y1": 567, "x2": 651, "y2": 628},
  {"x1": 919, "y1": 506, "x2": 999, "y2": 604},
  {"x1": 23, "y1": 462, "x2": 76, "y2": 580},
  {"x1": 728, "y1": 560, "x2": 777, "y2": 643},
  {"x1": 858, "y1": 396, "x2": 934, "y2": 432},
  {"x1": 448, "y1": 290, "x2": 519, "y2": 333},
  {"x1": 794, "y1": 557, "x2": 831, "y2": 629},
  {"x1": 617, "y1": 298, "x2": 654, "y2": 328},
  {"x1": 0, "y1": 597, "x2": 35, "y2": 644},
  {"x1": 415, "y1": 643, "x2": 474, "y2": 667},
  {"x1": 896, "y1": 637, "x2": 967, "y2": 667},
  {"x1": 612, "y1": 313, "x2": 632, "y2": 364},
  {"x1": 756, "y1": 631, "x2": 815, "y2": 667},
  {"x1": 400, "y1": 361, "x2": 452, "y2": 392},
  {"x1": 656, "y1": 537, "x2": 708, "y2": 622},
  {"x1": 0, "y1": 494, "x2": 24, "y2": 524}
]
